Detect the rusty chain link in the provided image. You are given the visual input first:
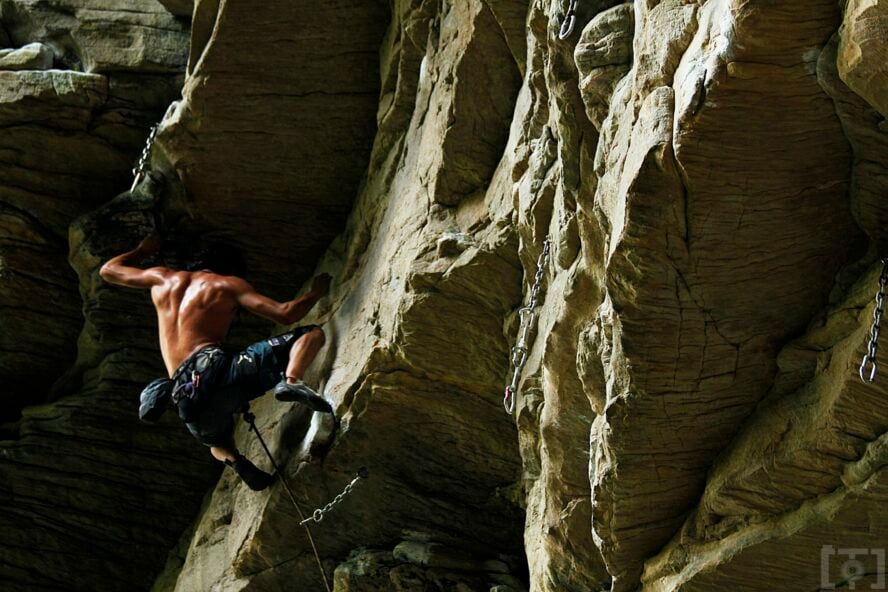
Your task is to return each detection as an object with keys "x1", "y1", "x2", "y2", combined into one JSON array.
[
  {"x1": 504, "y1": 239, "x2": 551, "y2": 414},
  {"x1": 300, "y1": 469, "x2": 368, "y2": 525},
  {"x1": 860, "y1": 258, "x2": 888, "y2": 383}
]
